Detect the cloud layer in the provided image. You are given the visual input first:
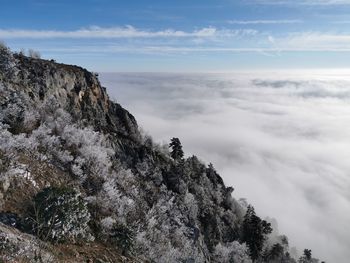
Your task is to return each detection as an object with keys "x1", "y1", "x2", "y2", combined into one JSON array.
[
  {"x1": 101, "y1": 71, "x2": 350, "y2": 263},
  {"x1": 2, "y1": 25, "x2": 350, "y2": 56},
  {"x1": 0, "y1": 26, "x2": 256, "y2": 39},
  {"x1": 227, "y1": 19, "x2": 303, "y2": 24}
]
